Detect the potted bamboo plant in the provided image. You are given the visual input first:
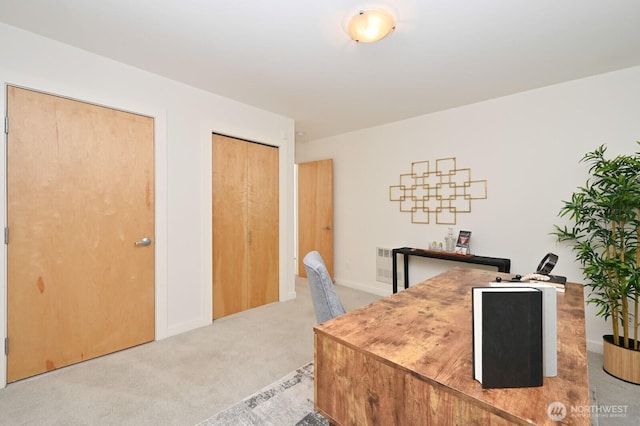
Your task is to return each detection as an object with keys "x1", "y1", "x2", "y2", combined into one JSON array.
[{"x1": 553, "y1": 143, "x2": 640, "y2": 384}]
